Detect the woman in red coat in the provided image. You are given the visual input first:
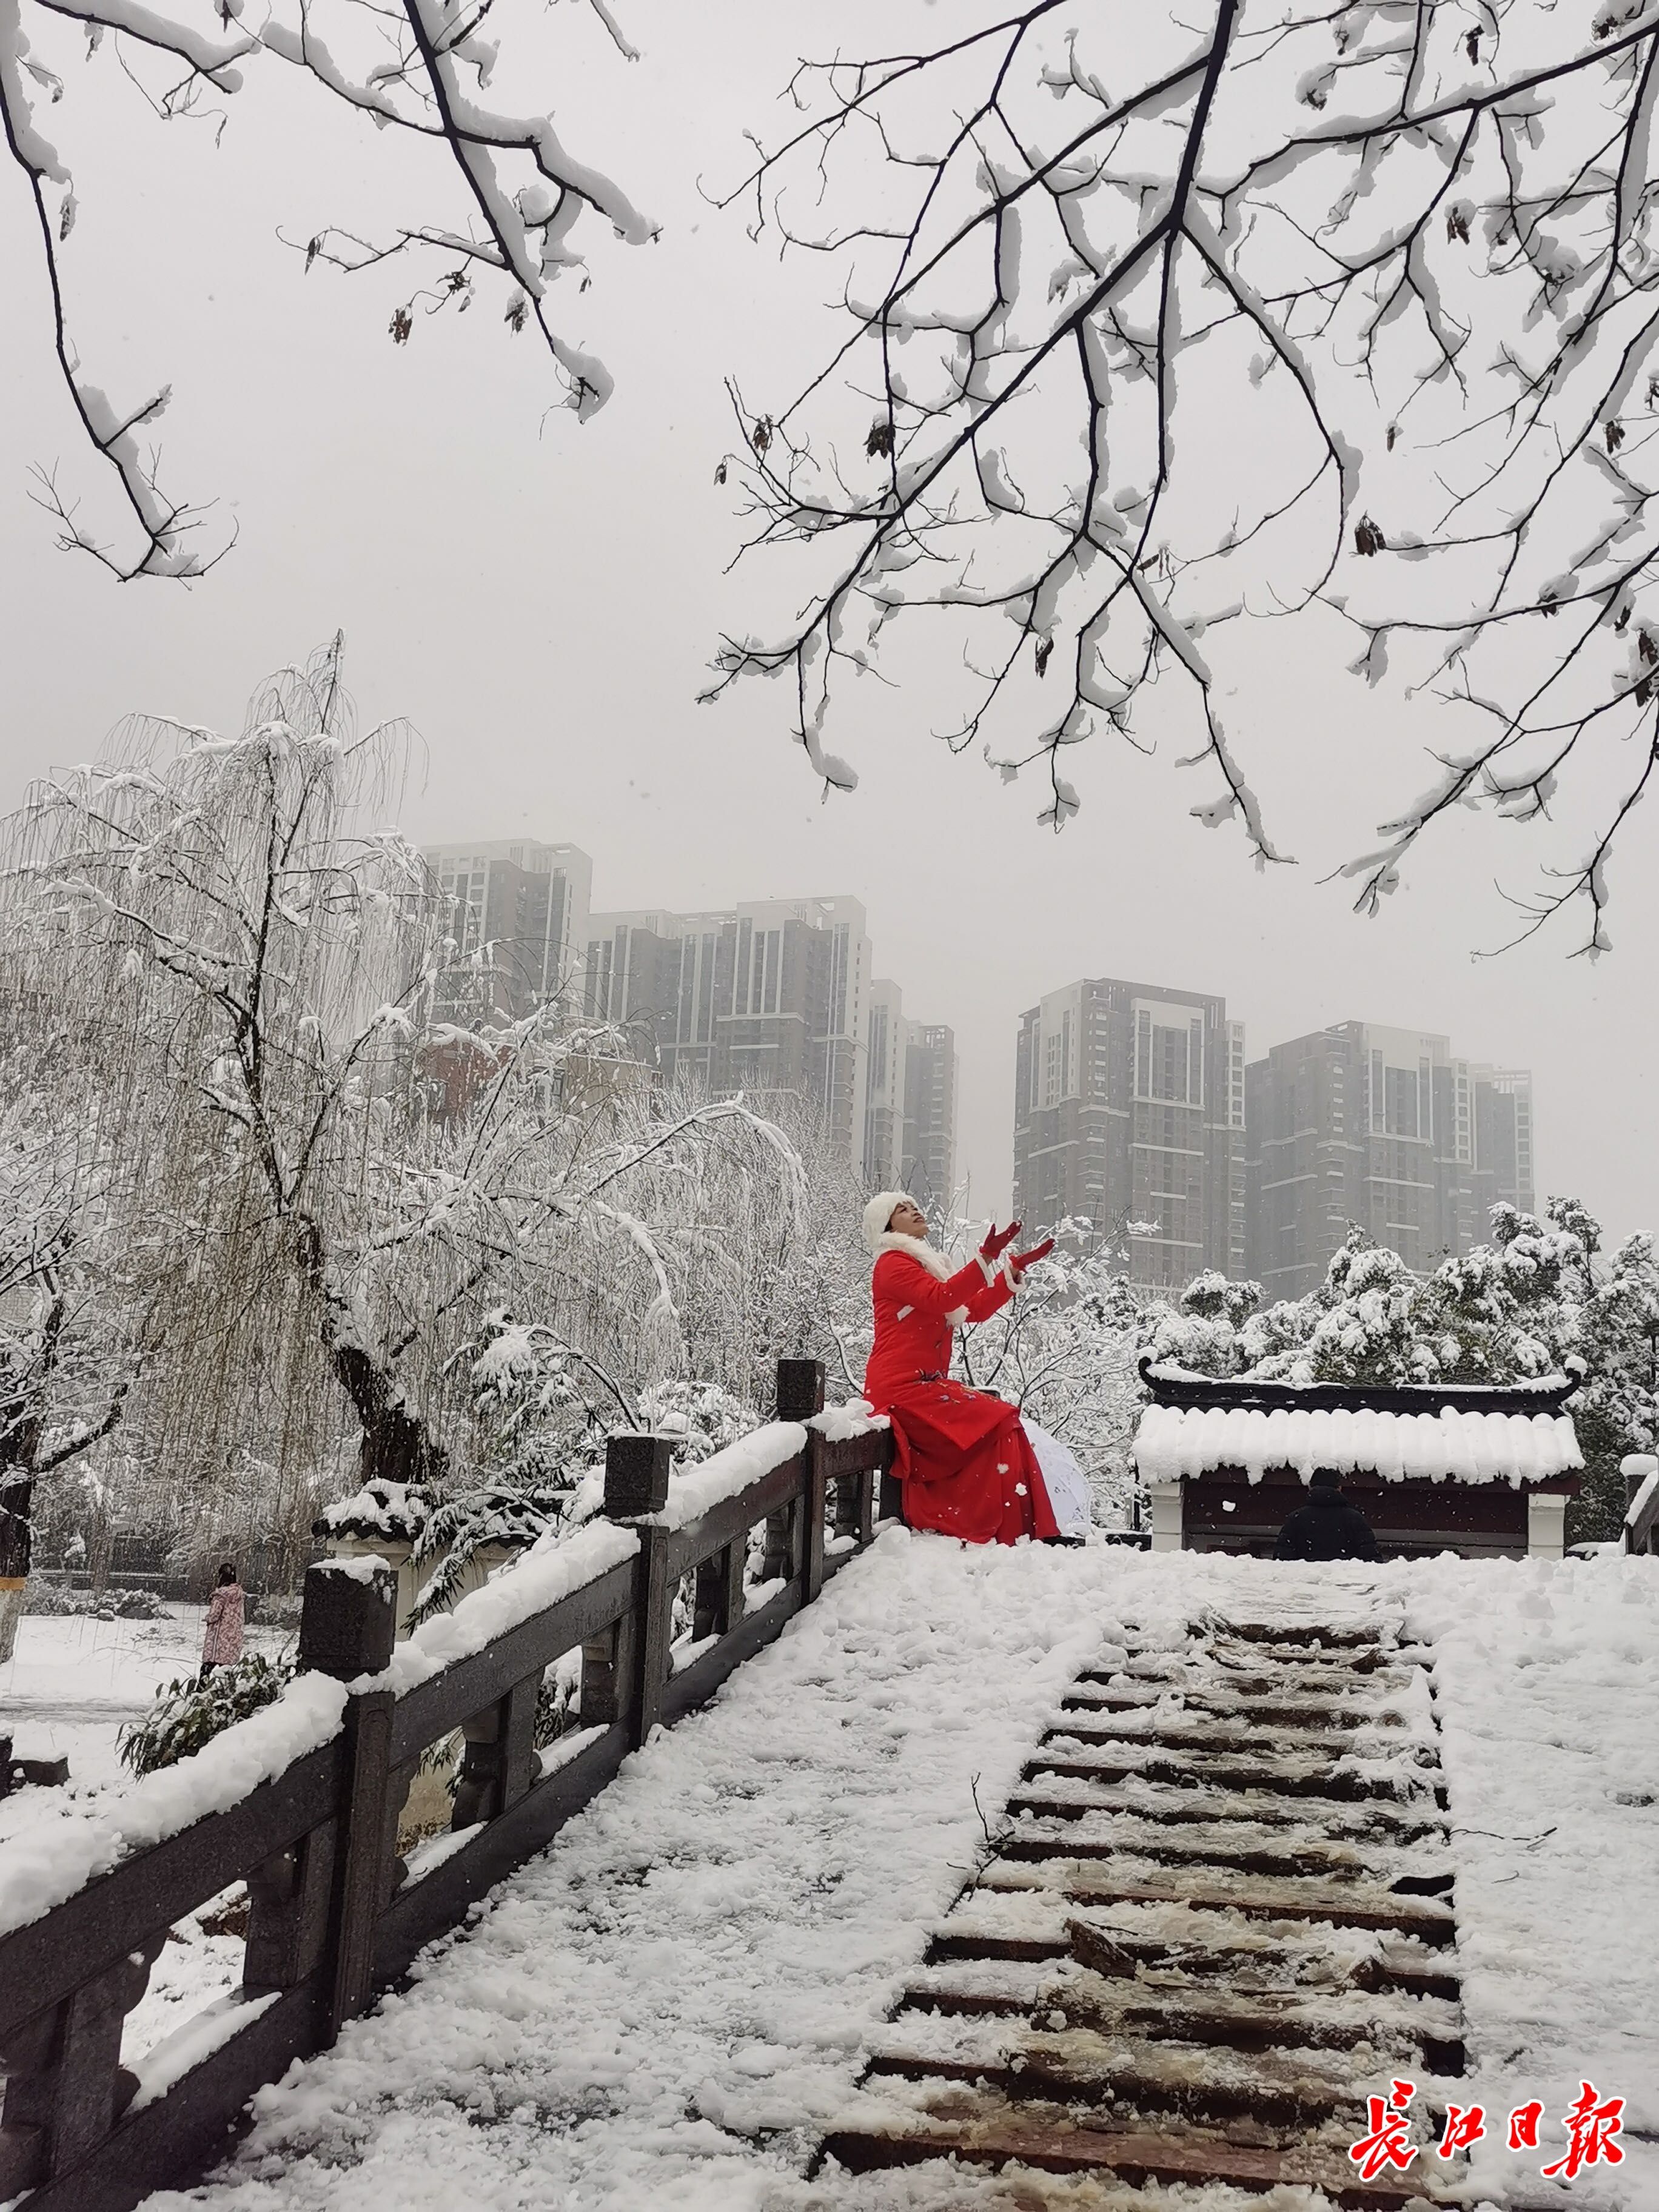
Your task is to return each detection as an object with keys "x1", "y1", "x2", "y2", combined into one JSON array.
[{"x1": 862, "y1": 1192, "x2": 1060, "y2": 1545}]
